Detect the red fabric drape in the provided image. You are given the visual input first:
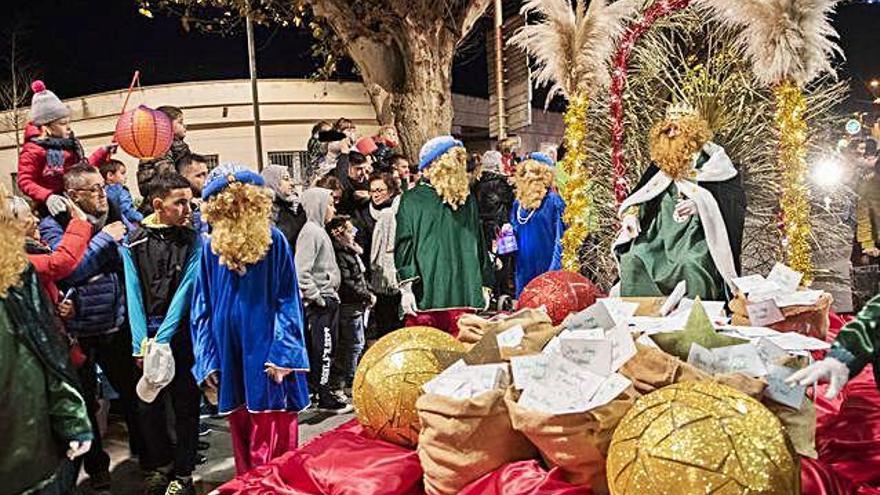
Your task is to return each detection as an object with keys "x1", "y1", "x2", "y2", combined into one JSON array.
[{"x1": 218, "y1": 312, "x2": 880, "y2": 495}]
